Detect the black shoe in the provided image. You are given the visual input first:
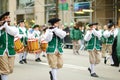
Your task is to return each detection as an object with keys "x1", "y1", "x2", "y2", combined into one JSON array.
[
  {"x1": 111, "y1": 64, "x2": 114, "y2": 66},
  {"x1": 35, "y1": 58, "x2": 41, "y2": 62},
  {"x1": 42, "y1": 55, "x2": 46, "y2": 57},
  {"x1": 104, "y1": 57, "x2": 107, "y2": 64},
  {"x1": 19, "y1": 60, "x2": 24, "y2": 64},
  {"x1": 91, "y1": 73, "x2": 99, "y2": 77},
  {"x1": 22, "y1": 59, "x2": 27, "y2": 63},
  {"x1": 119, "y1": 69, "x2": 120, "y2": 72},
  {"x1": 49, "y1": 71, "x2": 53, "y2": 80},
  {"x1": 88, "y1": 68, "x2": 91, "y2": 73},
  {"x1": 111, "y1": 64, "x2": 119, "y2": 67}
]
